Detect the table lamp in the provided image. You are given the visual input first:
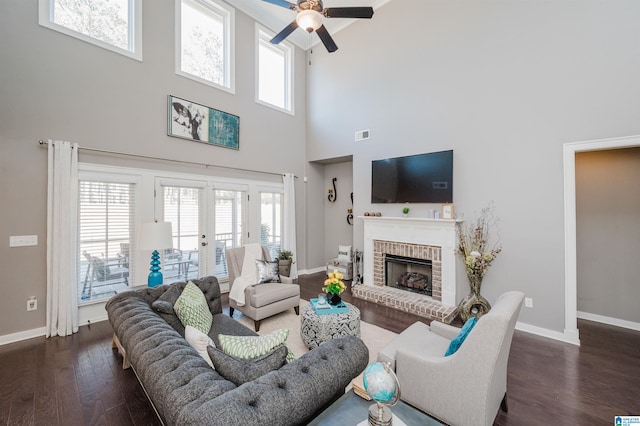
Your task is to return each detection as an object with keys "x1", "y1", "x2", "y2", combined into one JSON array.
[{"x1": 137, "y1": 221, "x2": 173, "y2": 287}]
